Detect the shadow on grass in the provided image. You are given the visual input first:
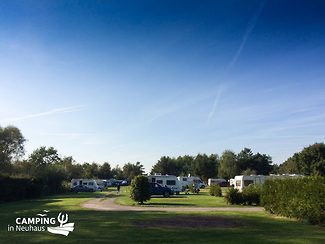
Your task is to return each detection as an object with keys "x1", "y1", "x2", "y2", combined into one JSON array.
[
  {"x1": 2, "y1": 207, "x2": 325, "y2": 243},
  {"x1": 142, "y1": 202, "x2": 196, "y2": 206}
]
